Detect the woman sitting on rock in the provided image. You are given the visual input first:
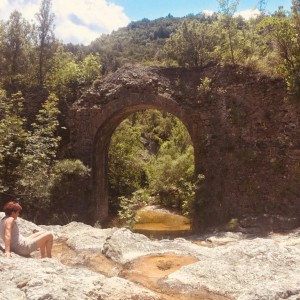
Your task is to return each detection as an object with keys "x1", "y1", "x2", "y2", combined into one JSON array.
[{"x1": 0, "y1": 201, "x2": 53, "y2": 258}]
